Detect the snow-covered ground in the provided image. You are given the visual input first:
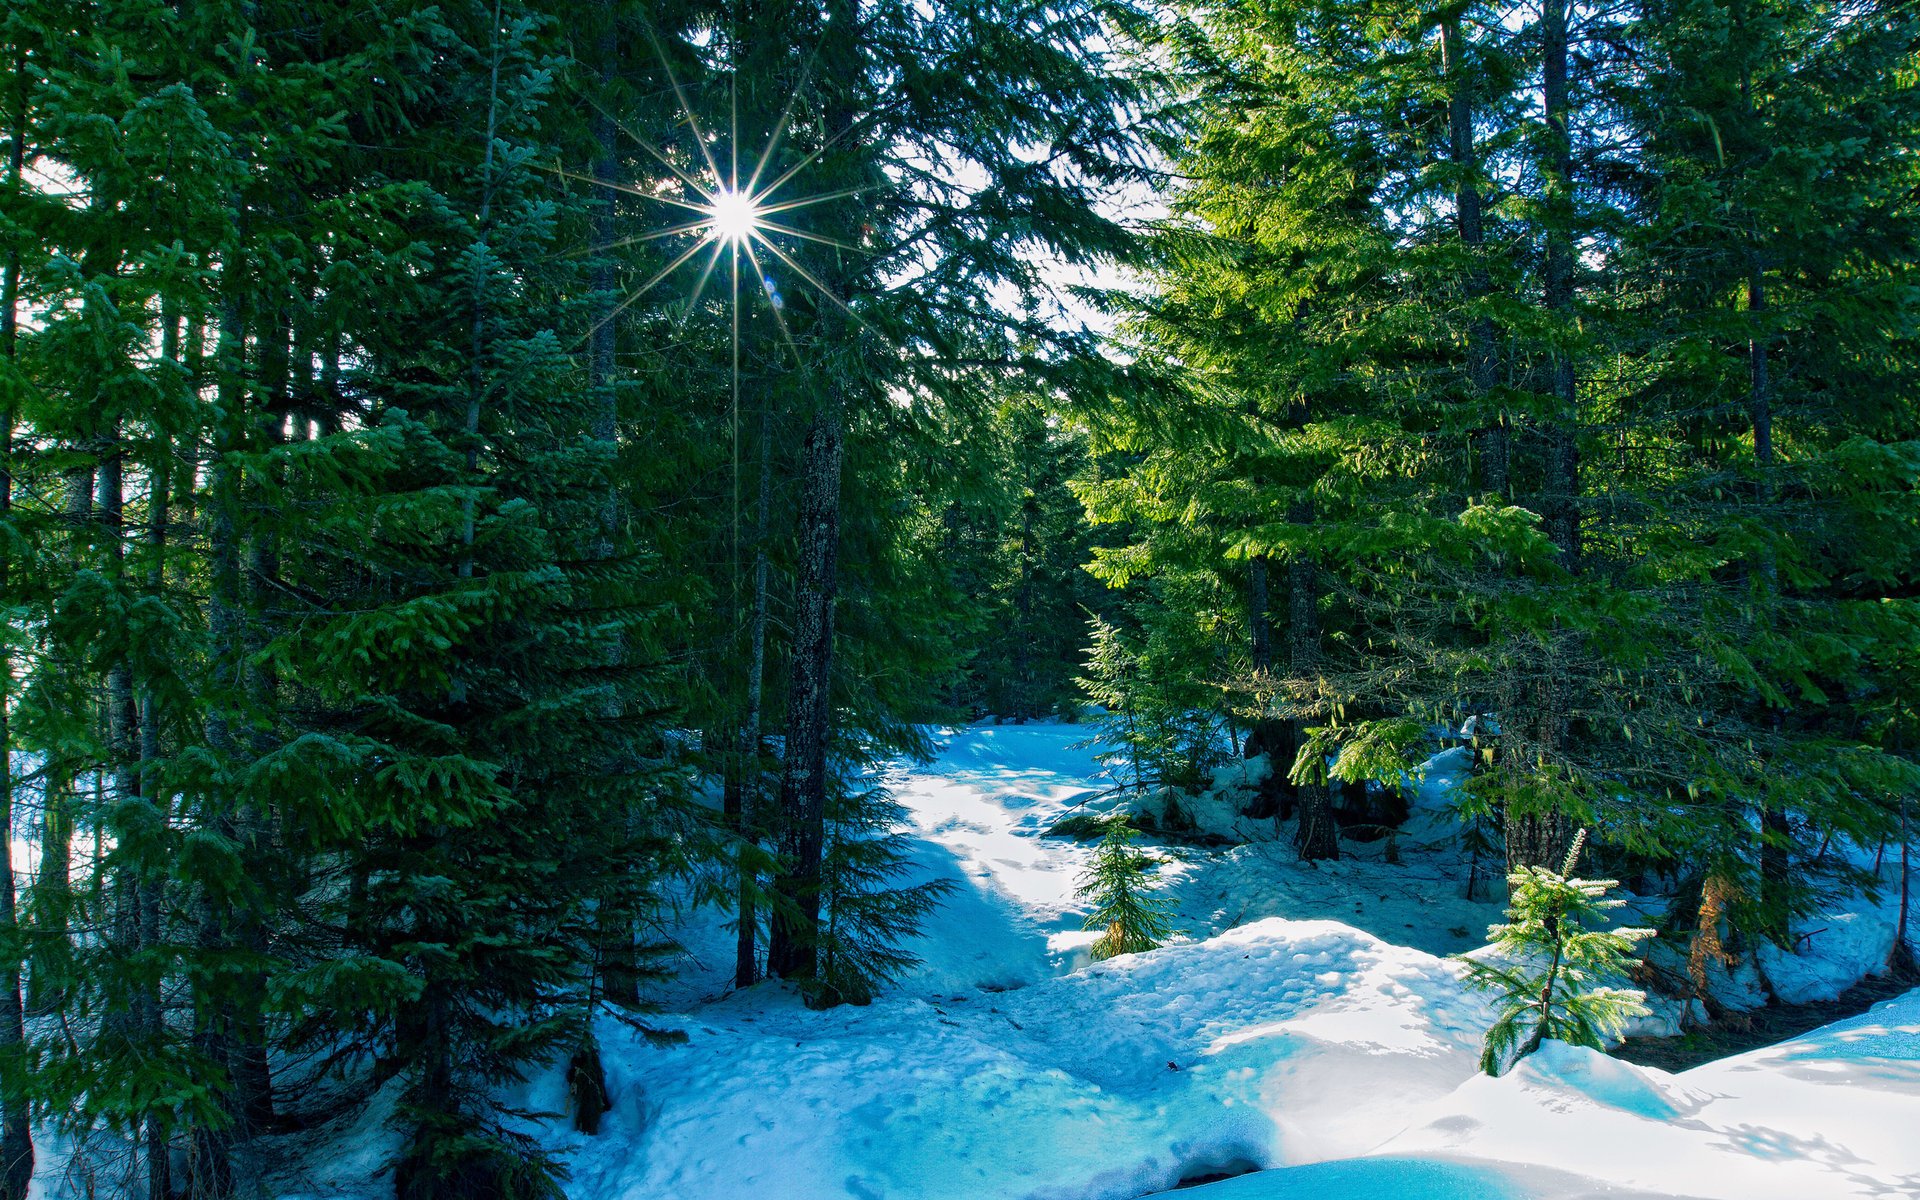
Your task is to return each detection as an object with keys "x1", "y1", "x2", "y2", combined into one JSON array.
[{"x1": 257, "y1": 722, "x2": 1918, "y2": 1200}]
